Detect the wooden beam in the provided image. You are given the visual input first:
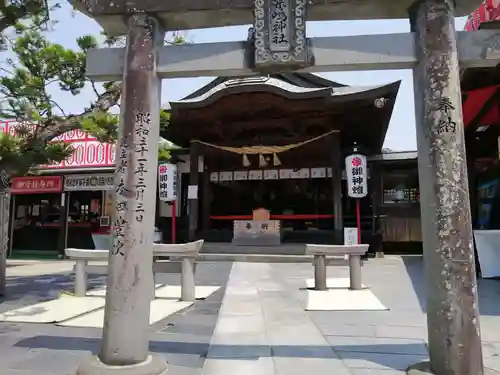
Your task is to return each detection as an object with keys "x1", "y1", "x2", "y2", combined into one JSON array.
[
  {"x1": 86, "y1": 30, "x2": 500, "y2": 81},
  {"x1": 331, "y1": 133, "x2": 343, "y2": 244},
  {"x1": 188, "y1": 143, "x2": 199, "y2": 241}
]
